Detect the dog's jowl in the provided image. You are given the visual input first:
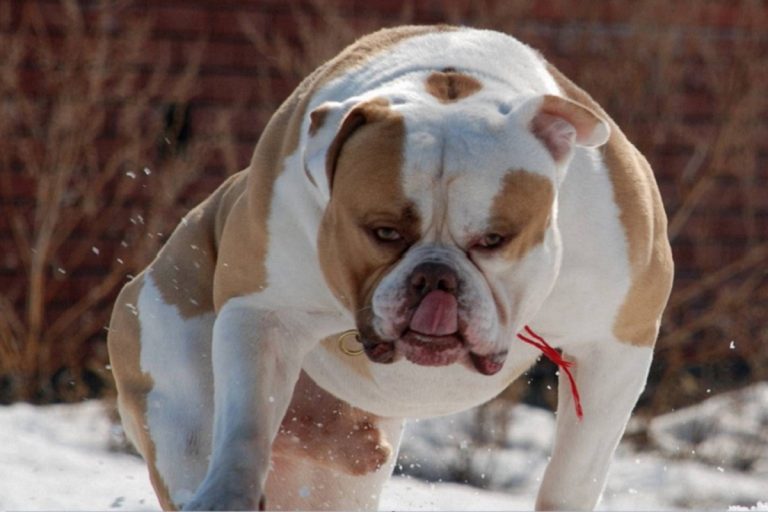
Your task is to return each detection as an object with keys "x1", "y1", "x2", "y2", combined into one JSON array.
[{"x1": 108, "y1": 25, "x2": 673, "y2": 511}]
